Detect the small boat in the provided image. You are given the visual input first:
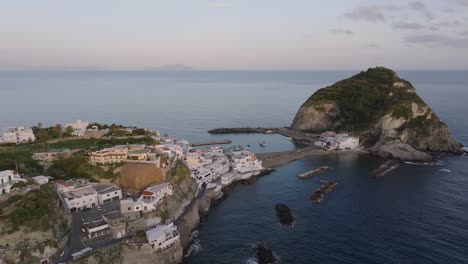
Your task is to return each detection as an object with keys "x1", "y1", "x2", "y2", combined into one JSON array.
[{"x1": 259, "y1": 140, "x2": 266, "y2": 147}]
